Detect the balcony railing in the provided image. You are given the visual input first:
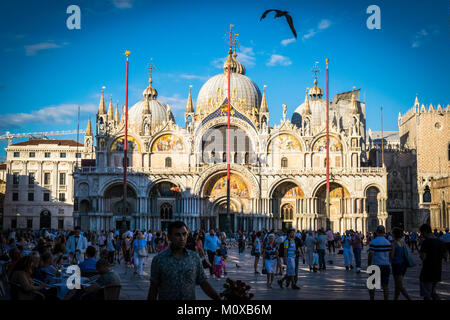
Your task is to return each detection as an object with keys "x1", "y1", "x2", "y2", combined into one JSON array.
[{"x1": 74, "y1": 165, "x2": 386, "y2": 176}]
